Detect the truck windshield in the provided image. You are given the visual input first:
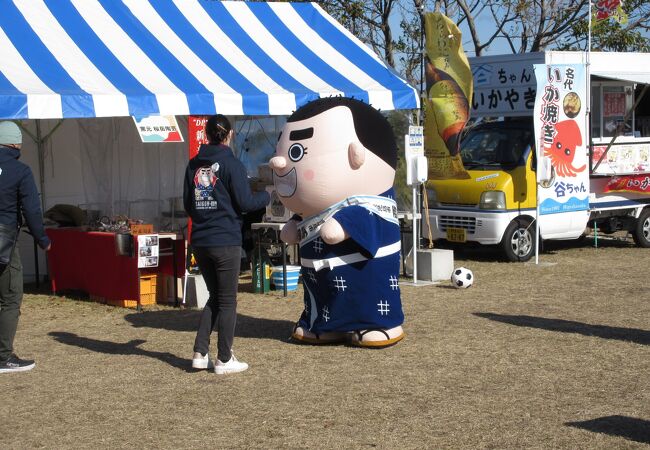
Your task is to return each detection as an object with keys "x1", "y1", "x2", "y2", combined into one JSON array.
[{"x1": 460, "y1": 127, "x2": 532, "y2": 169}]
